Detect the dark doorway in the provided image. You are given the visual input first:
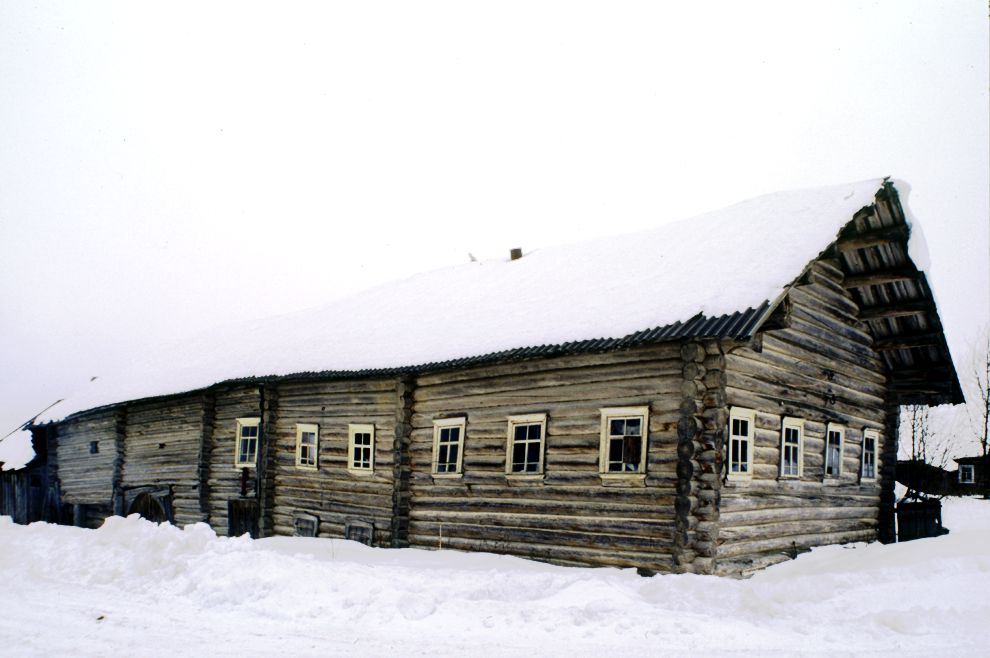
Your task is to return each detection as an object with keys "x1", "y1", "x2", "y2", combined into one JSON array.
[
  {"x1": 128, "y1": 493, "x2": 169, "y2": 523},
  {"x1": 228, "y1": 499, "x2": 260, "y2": 538}
]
